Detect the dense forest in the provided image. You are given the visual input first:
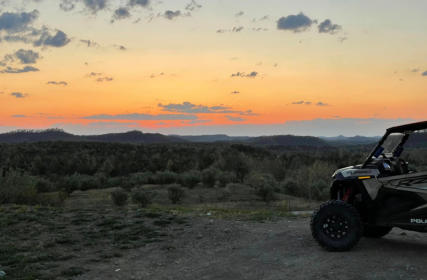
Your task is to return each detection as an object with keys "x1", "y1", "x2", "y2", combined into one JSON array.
[{"x1": 1, "y1": 140, "x2": 427, "y2": 206}]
